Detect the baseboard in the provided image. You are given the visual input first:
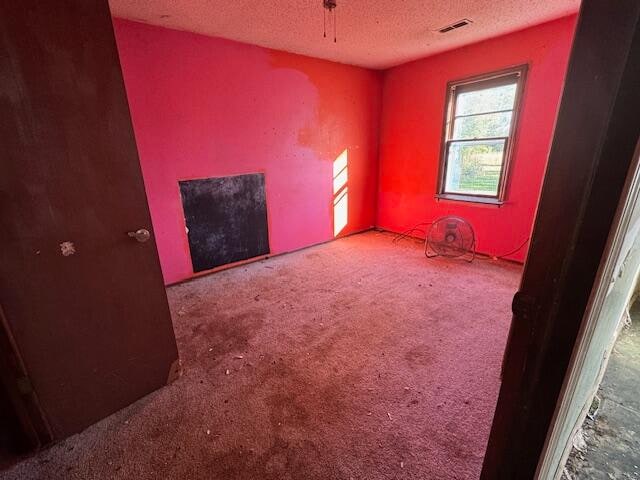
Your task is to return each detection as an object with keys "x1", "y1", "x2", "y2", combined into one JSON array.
[
  {"x1": 166, "y1": 226, "x2": 376, "y2": 287},
  {"x1": 375, "y1": 226, "x2": 525, "y2": 265}
]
